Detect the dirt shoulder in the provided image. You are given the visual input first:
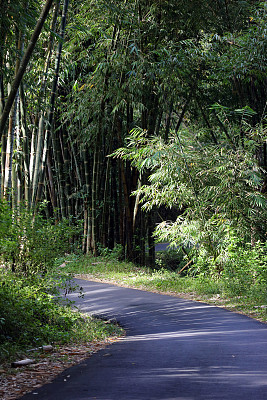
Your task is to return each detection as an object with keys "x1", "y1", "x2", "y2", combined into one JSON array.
[
  {"x1": 0, "y1": 336, "x2": 122, "y2": 399},
  {"x1": 75, "y1": 273, "x2": 267, "y2": 324}
]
